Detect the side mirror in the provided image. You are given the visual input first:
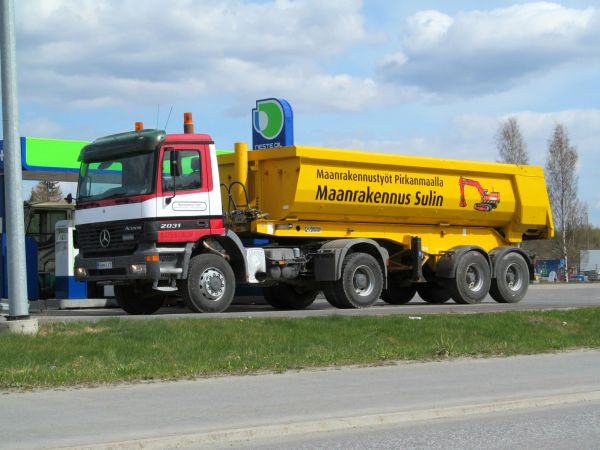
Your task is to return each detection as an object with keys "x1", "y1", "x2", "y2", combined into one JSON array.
[
  {"x1": 169, "y1": 150, "x2": 180, "y2": 177},
  {"x1": 65, "y1": 193, "x2": 73, "y2": 204}
]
